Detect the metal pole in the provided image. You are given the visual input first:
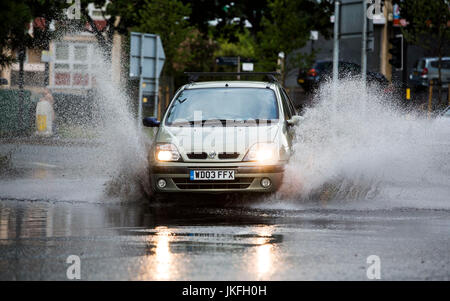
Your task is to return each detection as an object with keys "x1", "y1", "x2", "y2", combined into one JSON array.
[
  {"x1": 153, "y1": 36, "x2": 159, "y2": 118},
  {"x1": 237, "y1": 56, "x2": 240, "y2": 80},
  {"x1": 361, "y1": 0, "x2": 367, "y2": 85},
  {"x1": 332, "y1": 1, "x2": 340, "y2": 84},
  {"x1": 402, "y1": 37, "x2": 408, "y2": 94},
  {"x1": 18, "y1": 46, "x2": 25, "y2": 134},
  {"x1": 428, "y1": 80, "x2": 433, "y2": 118},
  {"x1": 138, "y1": 35, "x2": 144, "y2": 131}
]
